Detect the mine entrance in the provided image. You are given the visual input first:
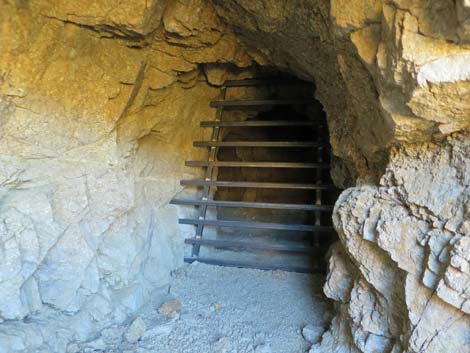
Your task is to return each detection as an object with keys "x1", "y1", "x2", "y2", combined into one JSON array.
[{"x1": 171, "y1": 77, "x2": 339, "y2": 273}]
